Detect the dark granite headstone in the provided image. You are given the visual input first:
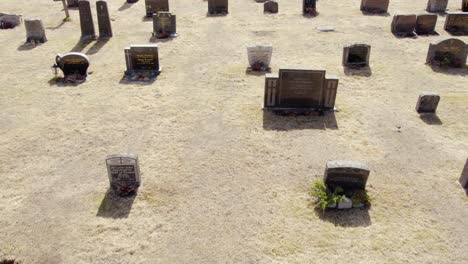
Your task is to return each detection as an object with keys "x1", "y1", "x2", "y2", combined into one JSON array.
[
  {"x1": 463, "y1": 0, "x2": 468, "y2": 12},
  {"x1": 24, "y1": 19, "x2": 47, "y2": 43},
  {"x1": 416, "y1": 14, "x2": 438, "y2": 35},
  {"x1": 247, "y1": 45, "x2": 273, "y2": 71},
  {"x1": 426, "y1": 38, "x2": 468, "y2": 67},
  {"x1": 360, "y1": 0, "x2": 389, "y2": 13},
  {"x1": 153, "y1": 12, "x2": 176, "y2": 38},
  {"x1": 391, "y1": 15, "x2": 417, "y2": 37},
  {"x1": 55, "y1": 52, "x2": 90, "y2": 81},
  {"x1": 208, "y1": 0, "x2": 229, "y2": 14},
  {"x1": 125, "y1": 44, "x2": 161, "y2": 80},
  {"x1": 264, "y1": 1, "x2": 278, "y2": 14},
  {"x1": 145, "y1": 0, "x2": 169, "y2": 17},
  {"x1": 444, "y1": 12, "x2": 468, "y2": 36},
  {"x1": 78, "y1": 0, "x2": 96, "y2": 41},
  {"x1": 97, "y1": 0, "x2": 112, "y2": 38},
  {"x1": 303, "y1": 0, "x2": 317, "y2": 16},
  {"x1": 324, "y1": 161, "x2": 370, "y2": 190},
  {"x1": 106, "y1": 154, "x2": 141, "y2": 196},
  {"x1": 67, "y1": 0, "x2": 79, "y2": 8},
  {"x1": 0, "y1": 13, "x2": 22, "y2": 29},
  {"x1": 343, "y1": 44, "x2": 371, "y2": 67},
  {"x1": 416, "y1": 92, "x2": 440, "y2": 113},
  {"x1": 426, "y1": 0, "x2": 448, "y2": 13},
  {"x1": 459, "y1": 159, "x2": 468, "y2": 192}
]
